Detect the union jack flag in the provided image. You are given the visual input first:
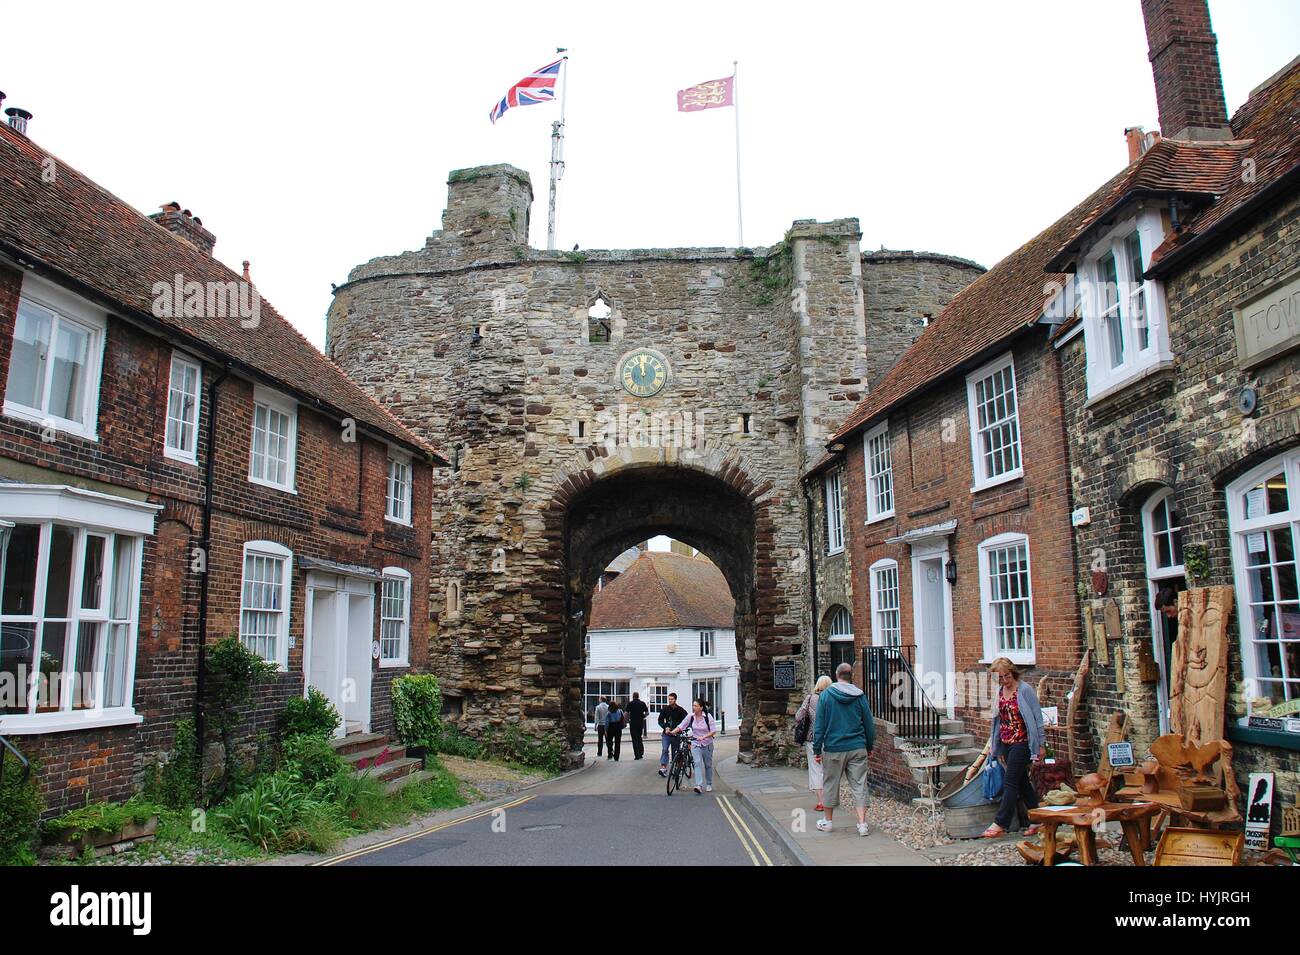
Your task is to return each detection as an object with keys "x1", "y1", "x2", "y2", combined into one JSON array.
[{"x1": 489, "y1": 58, "x2": 563, "y2": 124}]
